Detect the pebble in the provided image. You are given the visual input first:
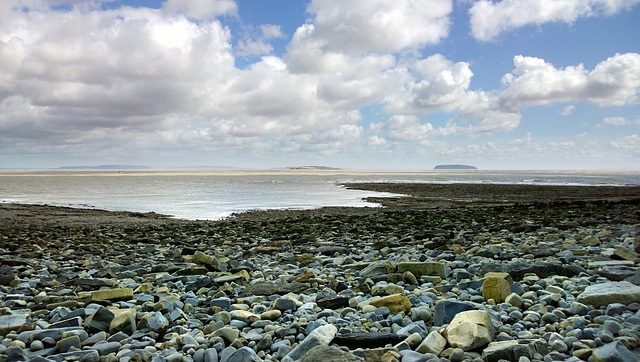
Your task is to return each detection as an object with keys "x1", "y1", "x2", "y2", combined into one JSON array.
[{"x1": 2, "y1": 199, "x2": 640, "y2": 361}]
